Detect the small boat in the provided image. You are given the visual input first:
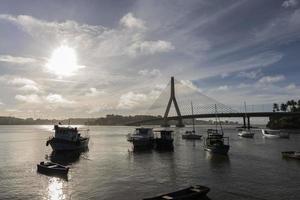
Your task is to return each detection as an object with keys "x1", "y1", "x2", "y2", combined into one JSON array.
[
  {"x1": 261, "y1": 129, "x2": 289, "y2": 138},
  {"x1": 182, "y1": 102, "x2": 202, "y2": 140},
  {"x1": 37, "y1": 161, "x2": 69, "y2": 176},
  {"x1": 238, "y1": 129, "x2": 254, "y2": 138},
  {"x1": 154, "y1": 130, "x2": 174, "y2": 151},
  {"x1": 128, "y1": 127, "x2": 154, "y2": 150},
  {"x1": 143, "y1": 185, "x2": 210, "y2": 200},
  {"x1": 282, "y1": 151, "x2": 300, "y2": 160},
  {"x1": 46, "y1": 124, "x2": 90, "y2": 151},
  {"x1": 237, "y1": 102, "x2": 254, "y2": 138},
  {"x1": 204, "y1": 129, "x2": 230, "y2": 155}
]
